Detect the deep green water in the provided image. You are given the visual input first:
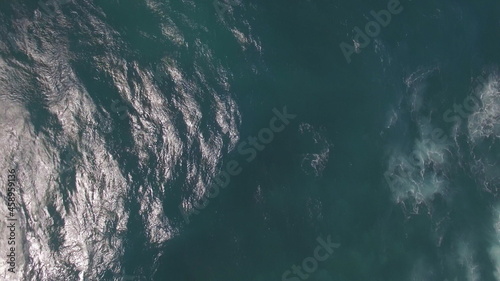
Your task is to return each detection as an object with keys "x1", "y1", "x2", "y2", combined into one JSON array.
[{"x1": 1, "y1": 0, "x2": 500, "y2": 280}]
